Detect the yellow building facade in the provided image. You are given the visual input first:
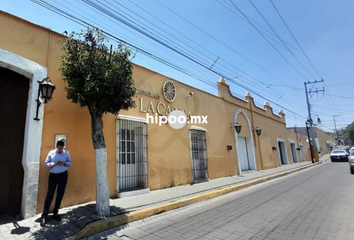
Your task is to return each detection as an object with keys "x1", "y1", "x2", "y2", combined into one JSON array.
[{"x1": 1, "y1": 11, "x2": 316, "y2": 219}]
